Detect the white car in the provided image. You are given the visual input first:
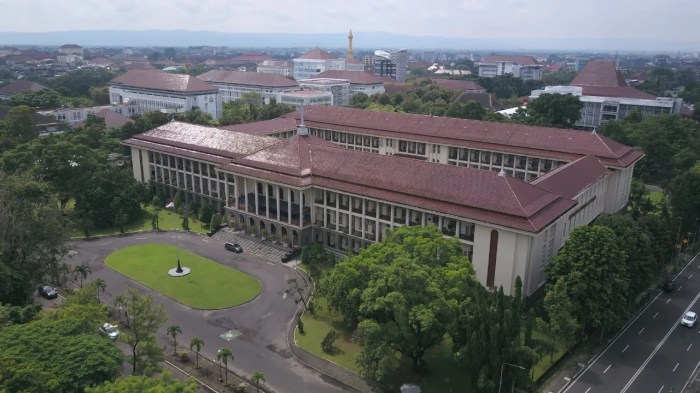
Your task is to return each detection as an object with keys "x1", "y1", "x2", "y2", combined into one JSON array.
[
  {"x1": 681, "y1": 311, "x2": 697, "y2": 328},
  {"x1": 100, "y1": 323, "x2": 121, "y2": 340}
]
